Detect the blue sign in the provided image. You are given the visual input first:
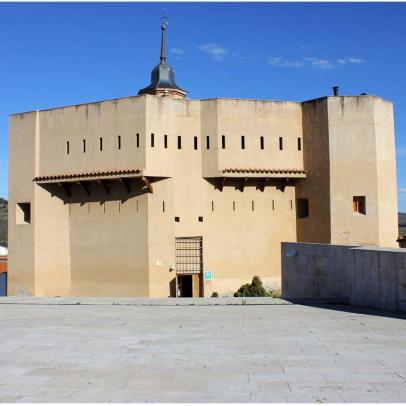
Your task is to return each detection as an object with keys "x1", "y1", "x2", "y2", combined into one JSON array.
[{"x1": 204, "y1": 271, "x2": 212, "y2": 281}]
